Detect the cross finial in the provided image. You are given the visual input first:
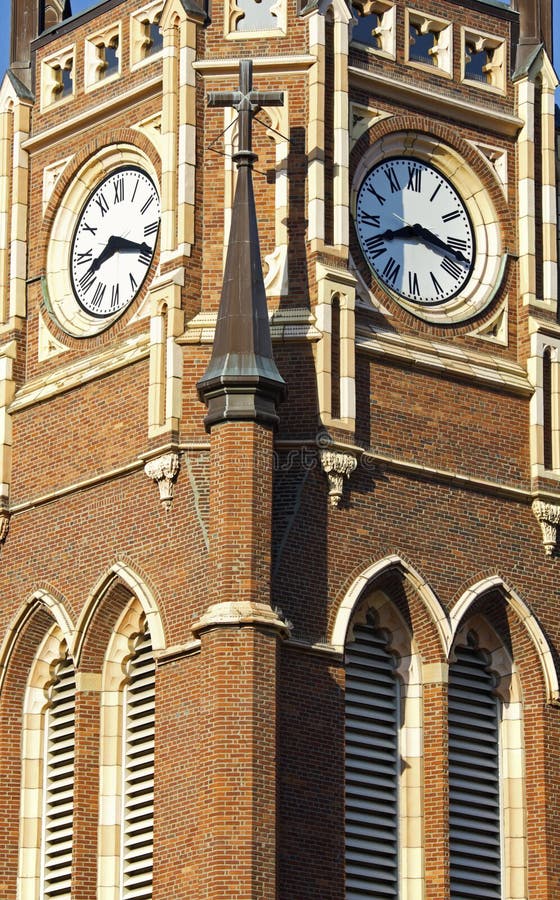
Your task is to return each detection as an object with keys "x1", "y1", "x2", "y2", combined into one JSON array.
[{"x1": 207, "y1": 60, "x2": 283, "y2": 164}]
